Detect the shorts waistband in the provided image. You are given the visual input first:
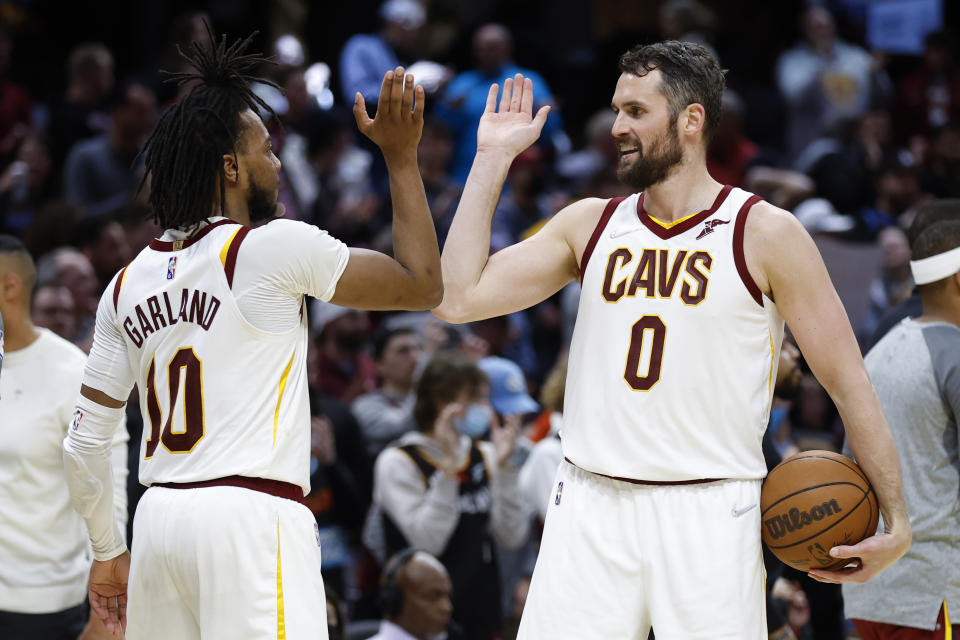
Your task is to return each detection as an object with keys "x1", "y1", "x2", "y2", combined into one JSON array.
[
  {"x1": 563, "y1": 457, "x2": 724, "y2": 486},
  {"x1": 152, "y1": 475, "x2": 304, "y2": 503}
]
